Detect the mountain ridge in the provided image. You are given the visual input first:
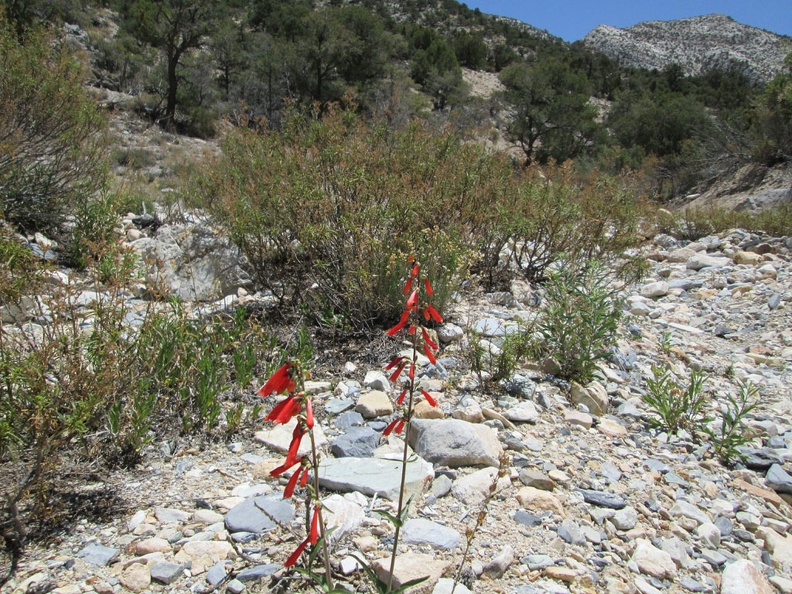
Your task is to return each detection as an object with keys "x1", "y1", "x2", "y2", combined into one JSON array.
[{"x1": 582, "y1": 13, "x2": 791, "y2": 83}]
